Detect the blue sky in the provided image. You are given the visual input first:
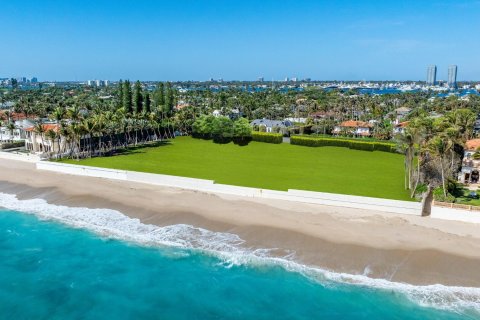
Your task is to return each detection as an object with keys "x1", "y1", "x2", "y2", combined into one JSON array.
[{"x1": 1, "y1": 0, "x2": 479, "y2": 81}]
